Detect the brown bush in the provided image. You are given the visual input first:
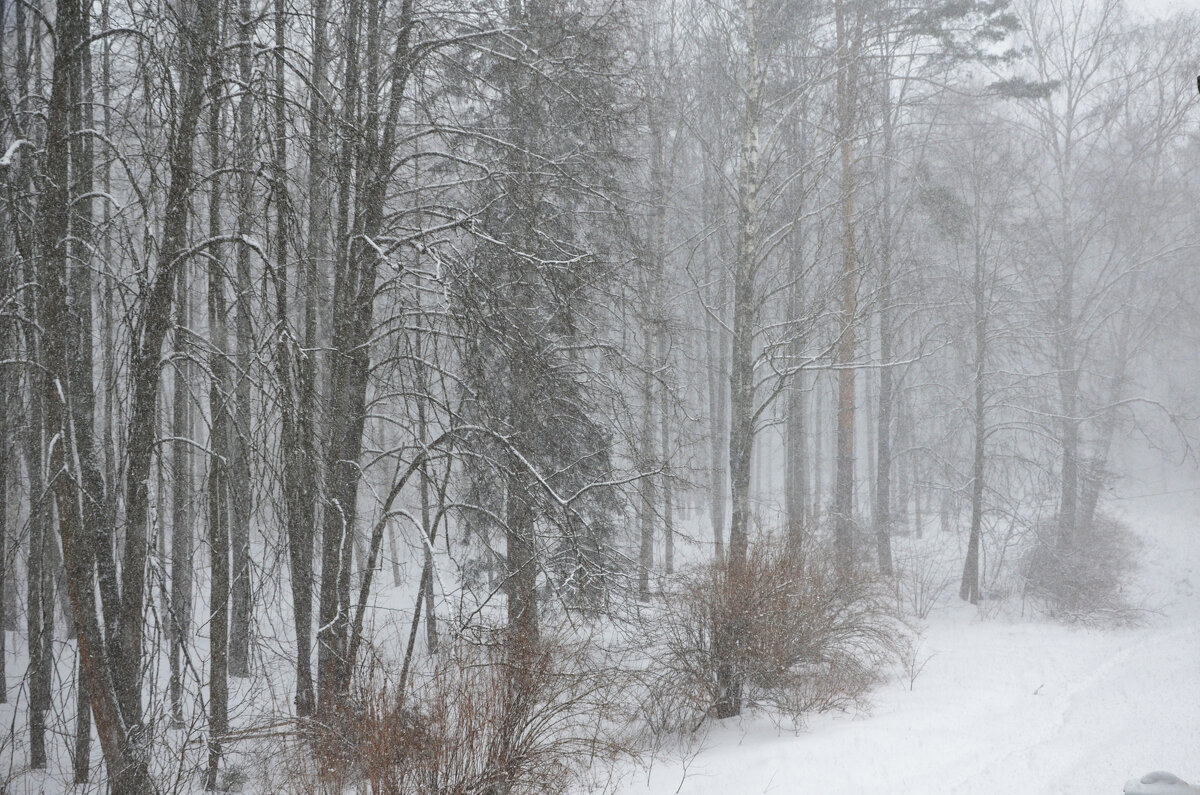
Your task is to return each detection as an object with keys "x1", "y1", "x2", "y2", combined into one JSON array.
[
  {"x1": 300, "y1": 625, "x2": 635, "y2": 795},
  {"x1": 641, "y1": 537, "x2": 906, "y2": 732}
]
